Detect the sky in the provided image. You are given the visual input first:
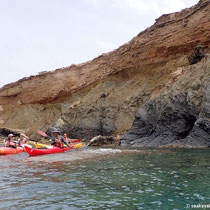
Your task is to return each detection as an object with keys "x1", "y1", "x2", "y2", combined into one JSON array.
[{"x1": 0, "y1": 0, "x2": 198, "y2": 87}]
